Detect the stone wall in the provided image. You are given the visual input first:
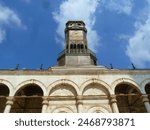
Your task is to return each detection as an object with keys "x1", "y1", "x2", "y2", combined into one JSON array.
[{"x1": 0, "y1": 66, "x2": 150, "y2": 113}]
